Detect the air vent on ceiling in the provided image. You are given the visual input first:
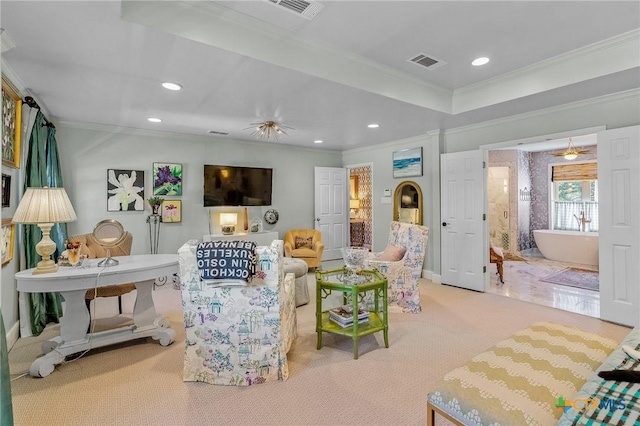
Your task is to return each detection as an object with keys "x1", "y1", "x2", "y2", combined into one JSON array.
[
  {"x1": 208, "y1": 130, "x2": 229, "y2": 136},
  {"x1": 265, "y1": 0, "x2": 325, "y2": 20},
  {"x1": 407, "y1": 53, "x2": 447, "y2": 71}
]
